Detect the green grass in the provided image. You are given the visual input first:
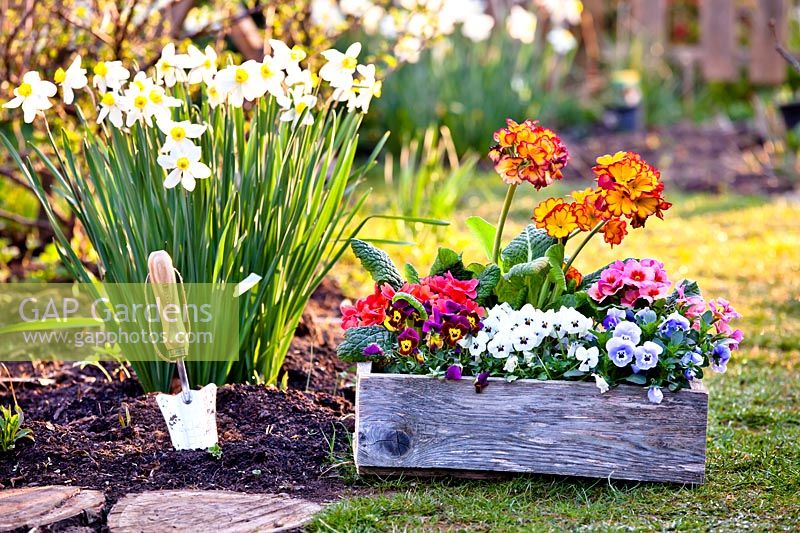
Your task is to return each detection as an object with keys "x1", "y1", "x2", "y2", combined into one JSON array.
[{"x1": 316, "y1": 176, "x2": 800, "y2": 531}]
